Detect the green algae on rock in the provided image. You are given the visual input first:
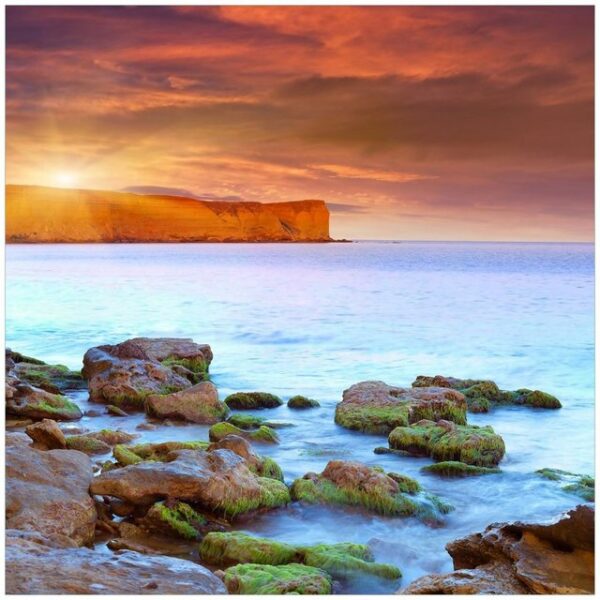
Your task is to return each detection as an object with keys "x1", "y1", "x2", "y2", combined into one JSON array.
[
  {"x1": 223, "y1": 563, "x2": 332, "y2": 594},
  {"x1": 6, "y1": 384, "x2": 82, "y2": 421},
  {"x1": 209, "y1": 422, "x2": 279, "y2": 444},
  {"x1": 421, "y1": 460, "x2": 501, "y2": 477},
  {"x1": 199, "y1": 532, "x2": 401, "y2": 581},
  {"x1": 412, "y1": 375, "x2": 561, "y2": 412},
  {"x1": 227, "y1": 414, "x2": 293, "y2": 430},
  {"x1": 287, "y1": 395, "x2": 320, "y2": 409},
  {"x1": 290, "y1": 460, "x2": 452, "y2": 520},
  {"x1": 13, "y1": 362, "x2": 85, "y2": 394},
  {"x1": 143, "y1": 500, "x2": 209, "y2": 540},
  {"x1": 536, "y1": 468, "x2": 594, "y2": 502},
  {"x1": 334, "y1": 381, "x2": 467, "y2": 435},
  {"x1": 66, "y1": 429, "x2": 138, "y2": 455},
  {"x1": 224, "y1": 392, "x2": 283, "y2": 410},
  {"x1": 113, "y1": 440, "x2": 209, "y2": 466},
  {"x1": 388, "y1": 419, "x2": 505, "y2": 467}
]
